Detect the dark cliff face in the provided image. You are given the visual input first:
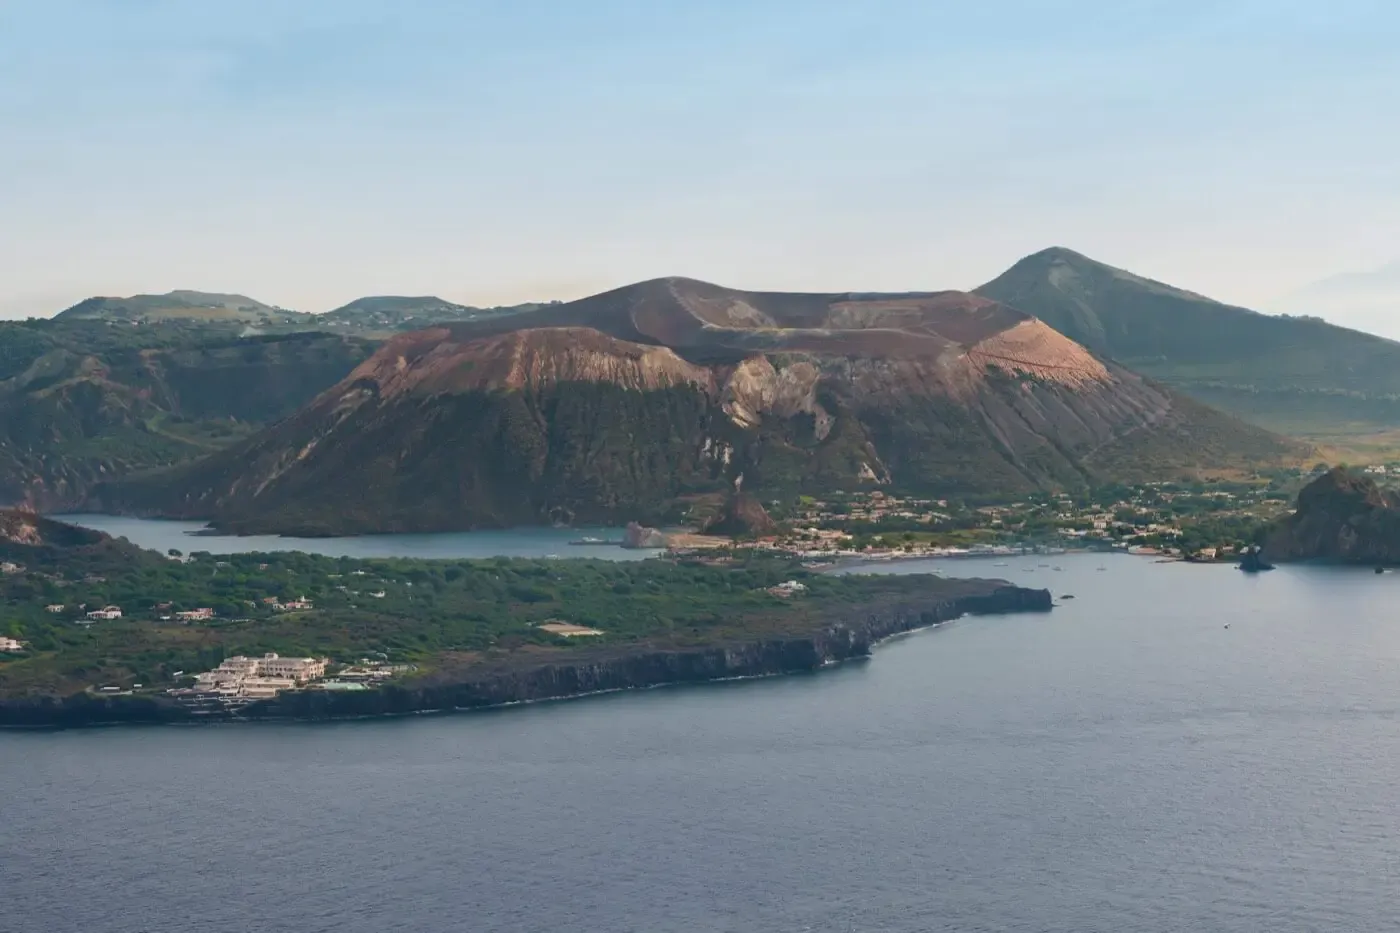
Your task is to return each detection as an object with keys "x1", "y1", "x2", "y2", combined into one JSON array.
[
  {"x1": 0, "y1": 582, "x2": 1051, "y2": 728},
  {"x1": 1264, "y1": 468, "x2": 1400, "y2": 563}
]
